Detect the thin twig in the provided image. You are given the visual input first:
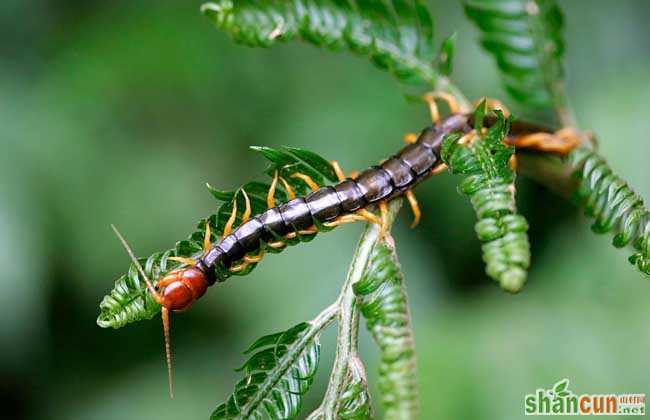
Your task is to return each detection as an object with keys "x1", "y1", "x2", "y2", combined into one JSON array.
[{"x1": 311, "y1": 200, "x2": 403, "y2": 418}]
